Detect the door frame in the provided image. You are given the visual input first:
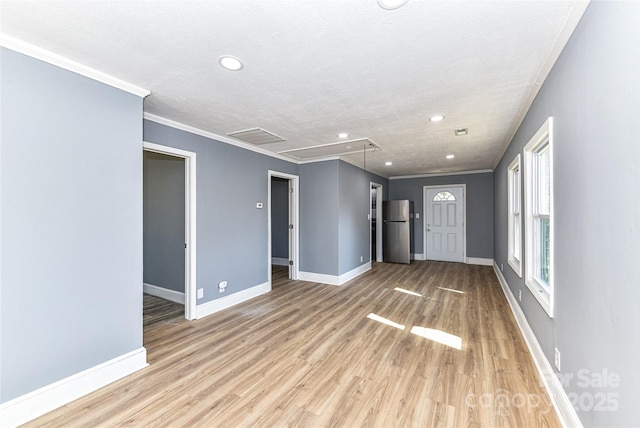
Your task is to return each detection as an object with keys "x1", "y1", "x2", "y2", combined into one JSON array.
[
  {"x1": 143, "y1": 142, "x2": 197, "y2": 320},
  {"x1": 268, "y1": 170, "x2": 300, "y2": 286},
  {"x1": 370, "y1": 182, "x2": 383, "y2": 262},
  {"x1": 422, "y1": 184, "x2": 466, "y2": 263}
]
